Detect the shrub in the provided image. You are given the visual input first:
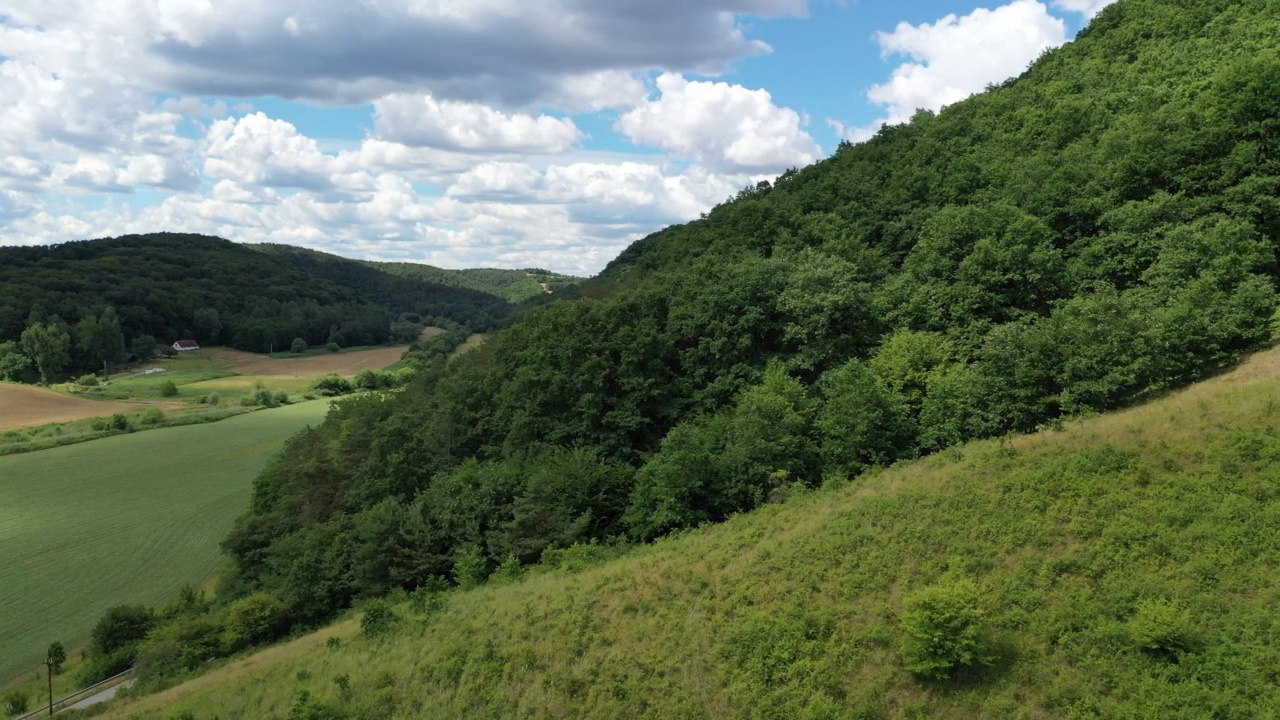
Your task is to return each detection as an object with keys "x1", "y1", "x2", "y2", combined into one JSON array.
[
  {"x1": 311, "y1": 374, "x2": 353, "y2": 397},
  {"x1": 134, "y1": 614, "x2": 226, "y2": 682},
  {"x1": 159, "y1": 345, "x2": 178, "y2": 358},
  {"x1": 140, "y1": 408, "x2": 165, "y2": 426},
  {"x1": 900, "y1": 579, "x2": 993, "y2": 680},
  {"x1": 360, "y1": 599, "x2": 398, "y2": 636},
  {"x1": 325, "y1": 342, "x2": 341, "y2": 353},
  {"x1": 207, "y1": 392, "x2": 220, "y2": 406},
  {"x1": 251, "y1": 386, "x2": 277, "y2": 408},
  {"x1": 274, "y1": 391, "x2": 290, "y2": 406},
  {"x1": 4, "y1": 688, "x2": 29, "y2": 715},
  {"x1": 291, "y1": 337, "x2": 308, "y2": 354},
  {"x1": 76, "y1": 375, "x2": 100, "y2": 387},
  {"x1": 1129, "y1": 599, "x2": 1195, "y2": 657},
  {"x1": 110, "y1": 414, "x2": 130, "y2": 431},
  {"x1": 453, "y1": 546, "x2": 489, "y2": 590},
  {"x1": 223, "y1": 592, "x2": 286, "y2": 651},
  {"x1": 91, "y1": 417, "x2": 110, "y2": 431},
  {"x1": 354, "y1": 369, "x2": 393, "y2": 390},
  {"x1": 158, "y1": 380, "x2": 178, "y2": 397}
]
